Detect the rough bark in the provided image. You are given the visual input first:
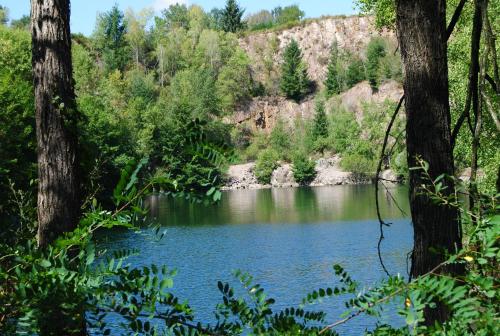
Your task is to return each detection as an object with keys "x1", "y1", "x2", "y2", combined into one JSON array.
[
  {"x1": 32, "y1": 0, "x2": 80, "y2": 248},
  {"x1": 395, "y1": 0, "x2": 462, "y2": 325}
]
